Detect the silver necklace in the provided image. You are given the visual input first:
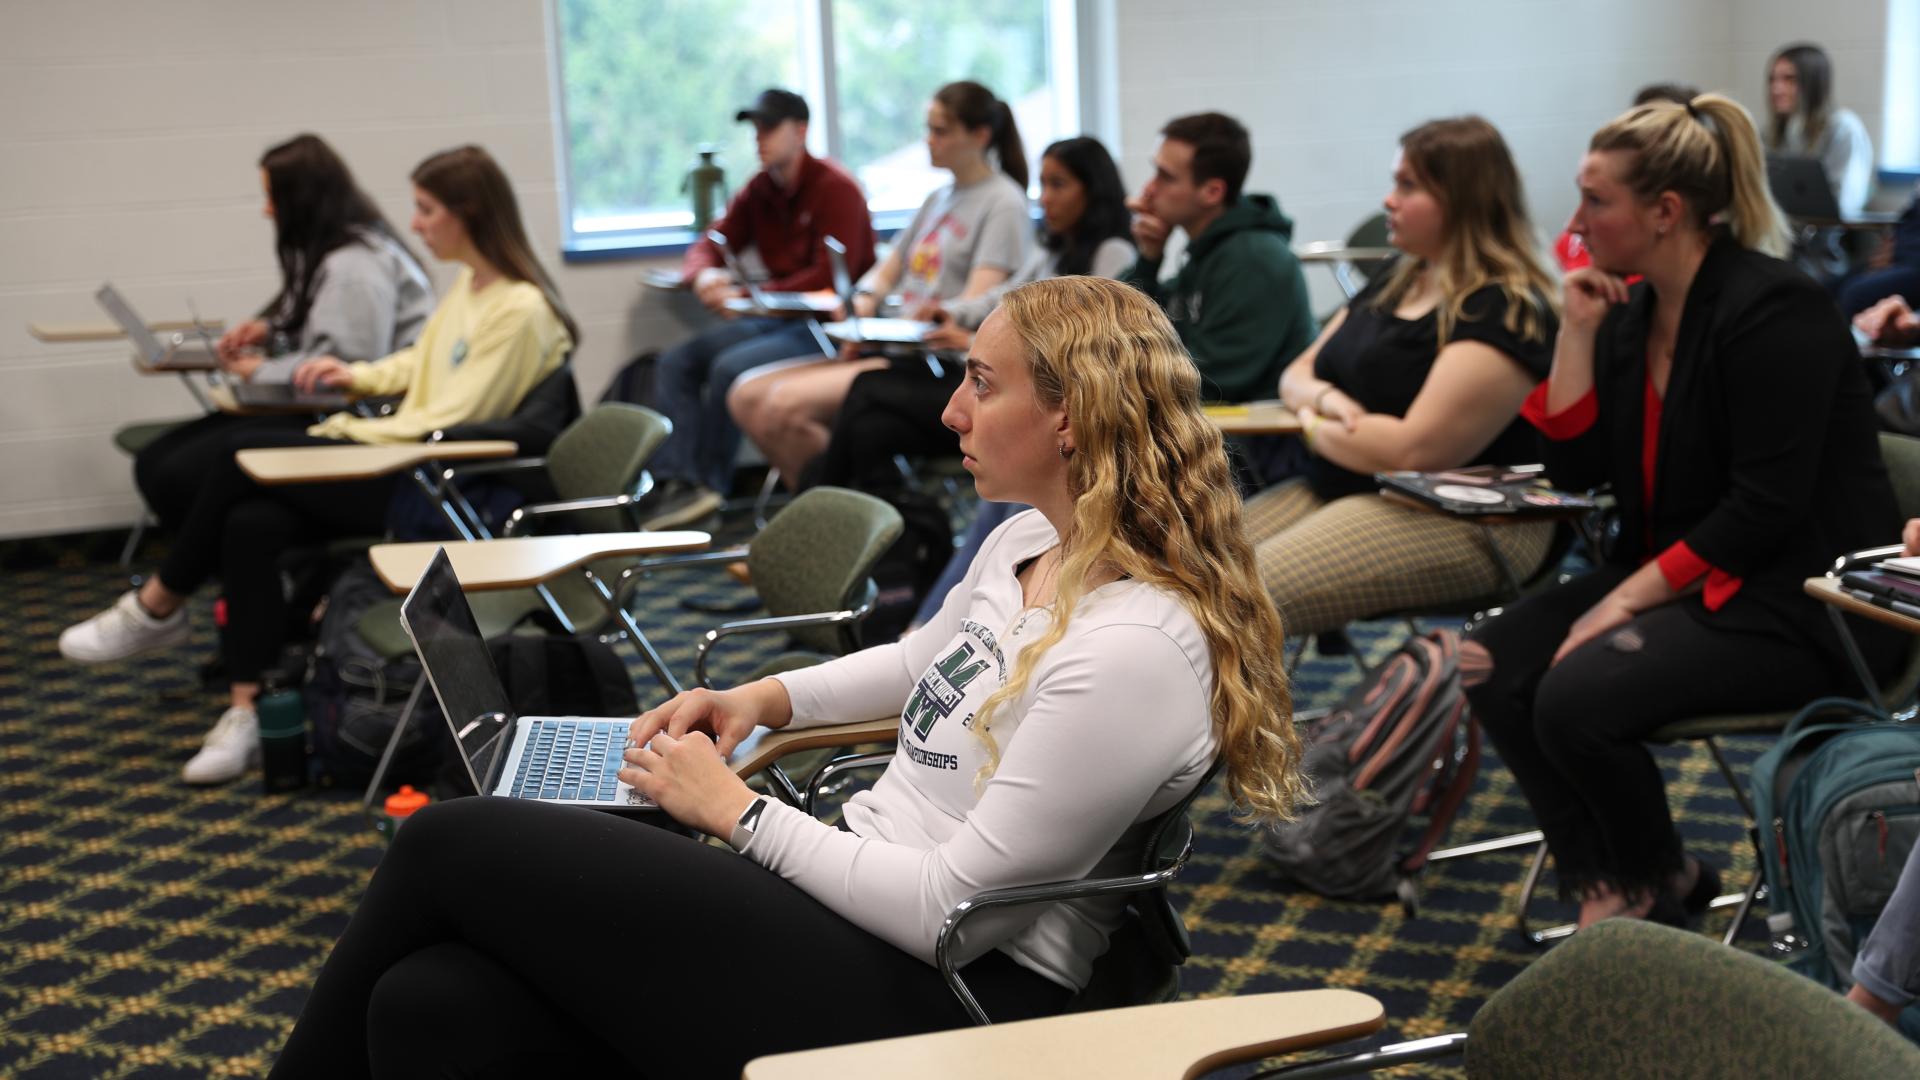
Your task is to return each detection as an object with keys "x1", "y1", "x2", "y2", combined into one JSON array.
[{"x1": 1011, "y1": 548, "x2": 1060, "y2": 637}]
